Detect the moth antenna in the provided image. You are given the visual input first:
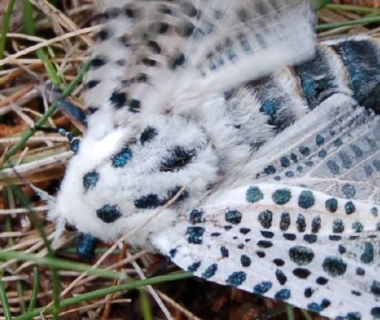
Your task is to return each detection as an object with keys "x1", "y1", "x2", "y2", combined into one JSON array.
[
  {"x1": 57, "y1": 128, "x2": 81, "y2": 154},
  {"x1": 3, "y1": 154, "x2": 55, "y2": 205},
  {"x1": 34, "y1": 126, "x2": 81, "y2": 154},
  {"x1": 52, "y1": 216, "x2": 65, "y2": 249},
  {"x1": 29, "y1": 184, "x2": 56, "y2": 205},
  {"x1": 43, "y1": 84, "x2": 88, "y2": 129}
]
